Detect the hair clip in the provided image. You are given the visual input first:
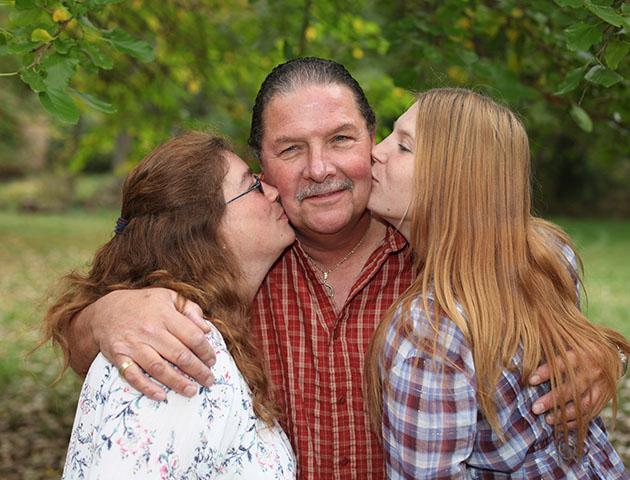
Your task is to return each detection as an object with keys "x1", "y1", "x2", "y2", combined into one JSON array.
[{"x1": 115, "y1": 217, "x2": 129, "y2": 235}]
